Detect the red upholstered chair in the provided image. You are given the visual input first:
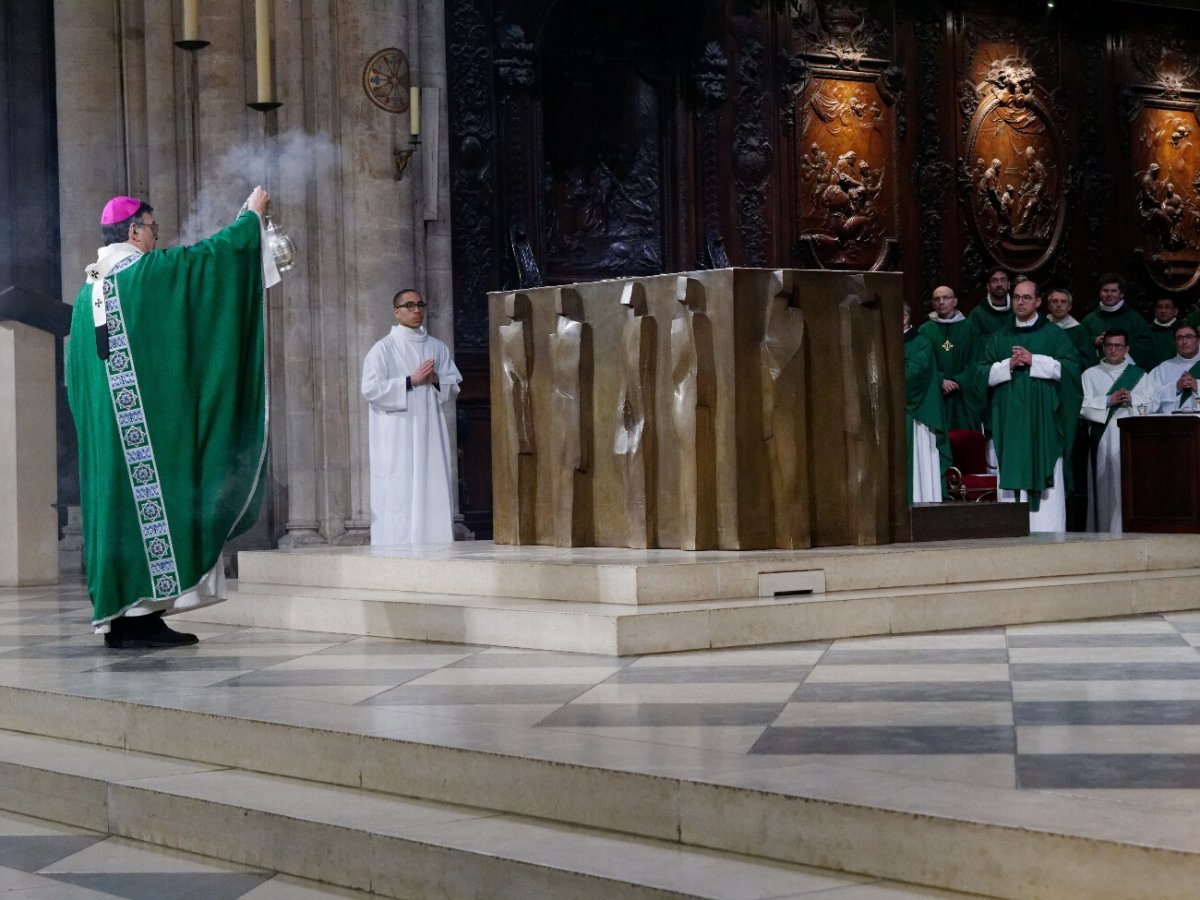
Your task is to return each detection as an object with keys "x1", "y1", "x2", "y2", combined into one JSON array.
[{"x1": 945, "y1": 429, "x2": 998, "y2": 502}]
